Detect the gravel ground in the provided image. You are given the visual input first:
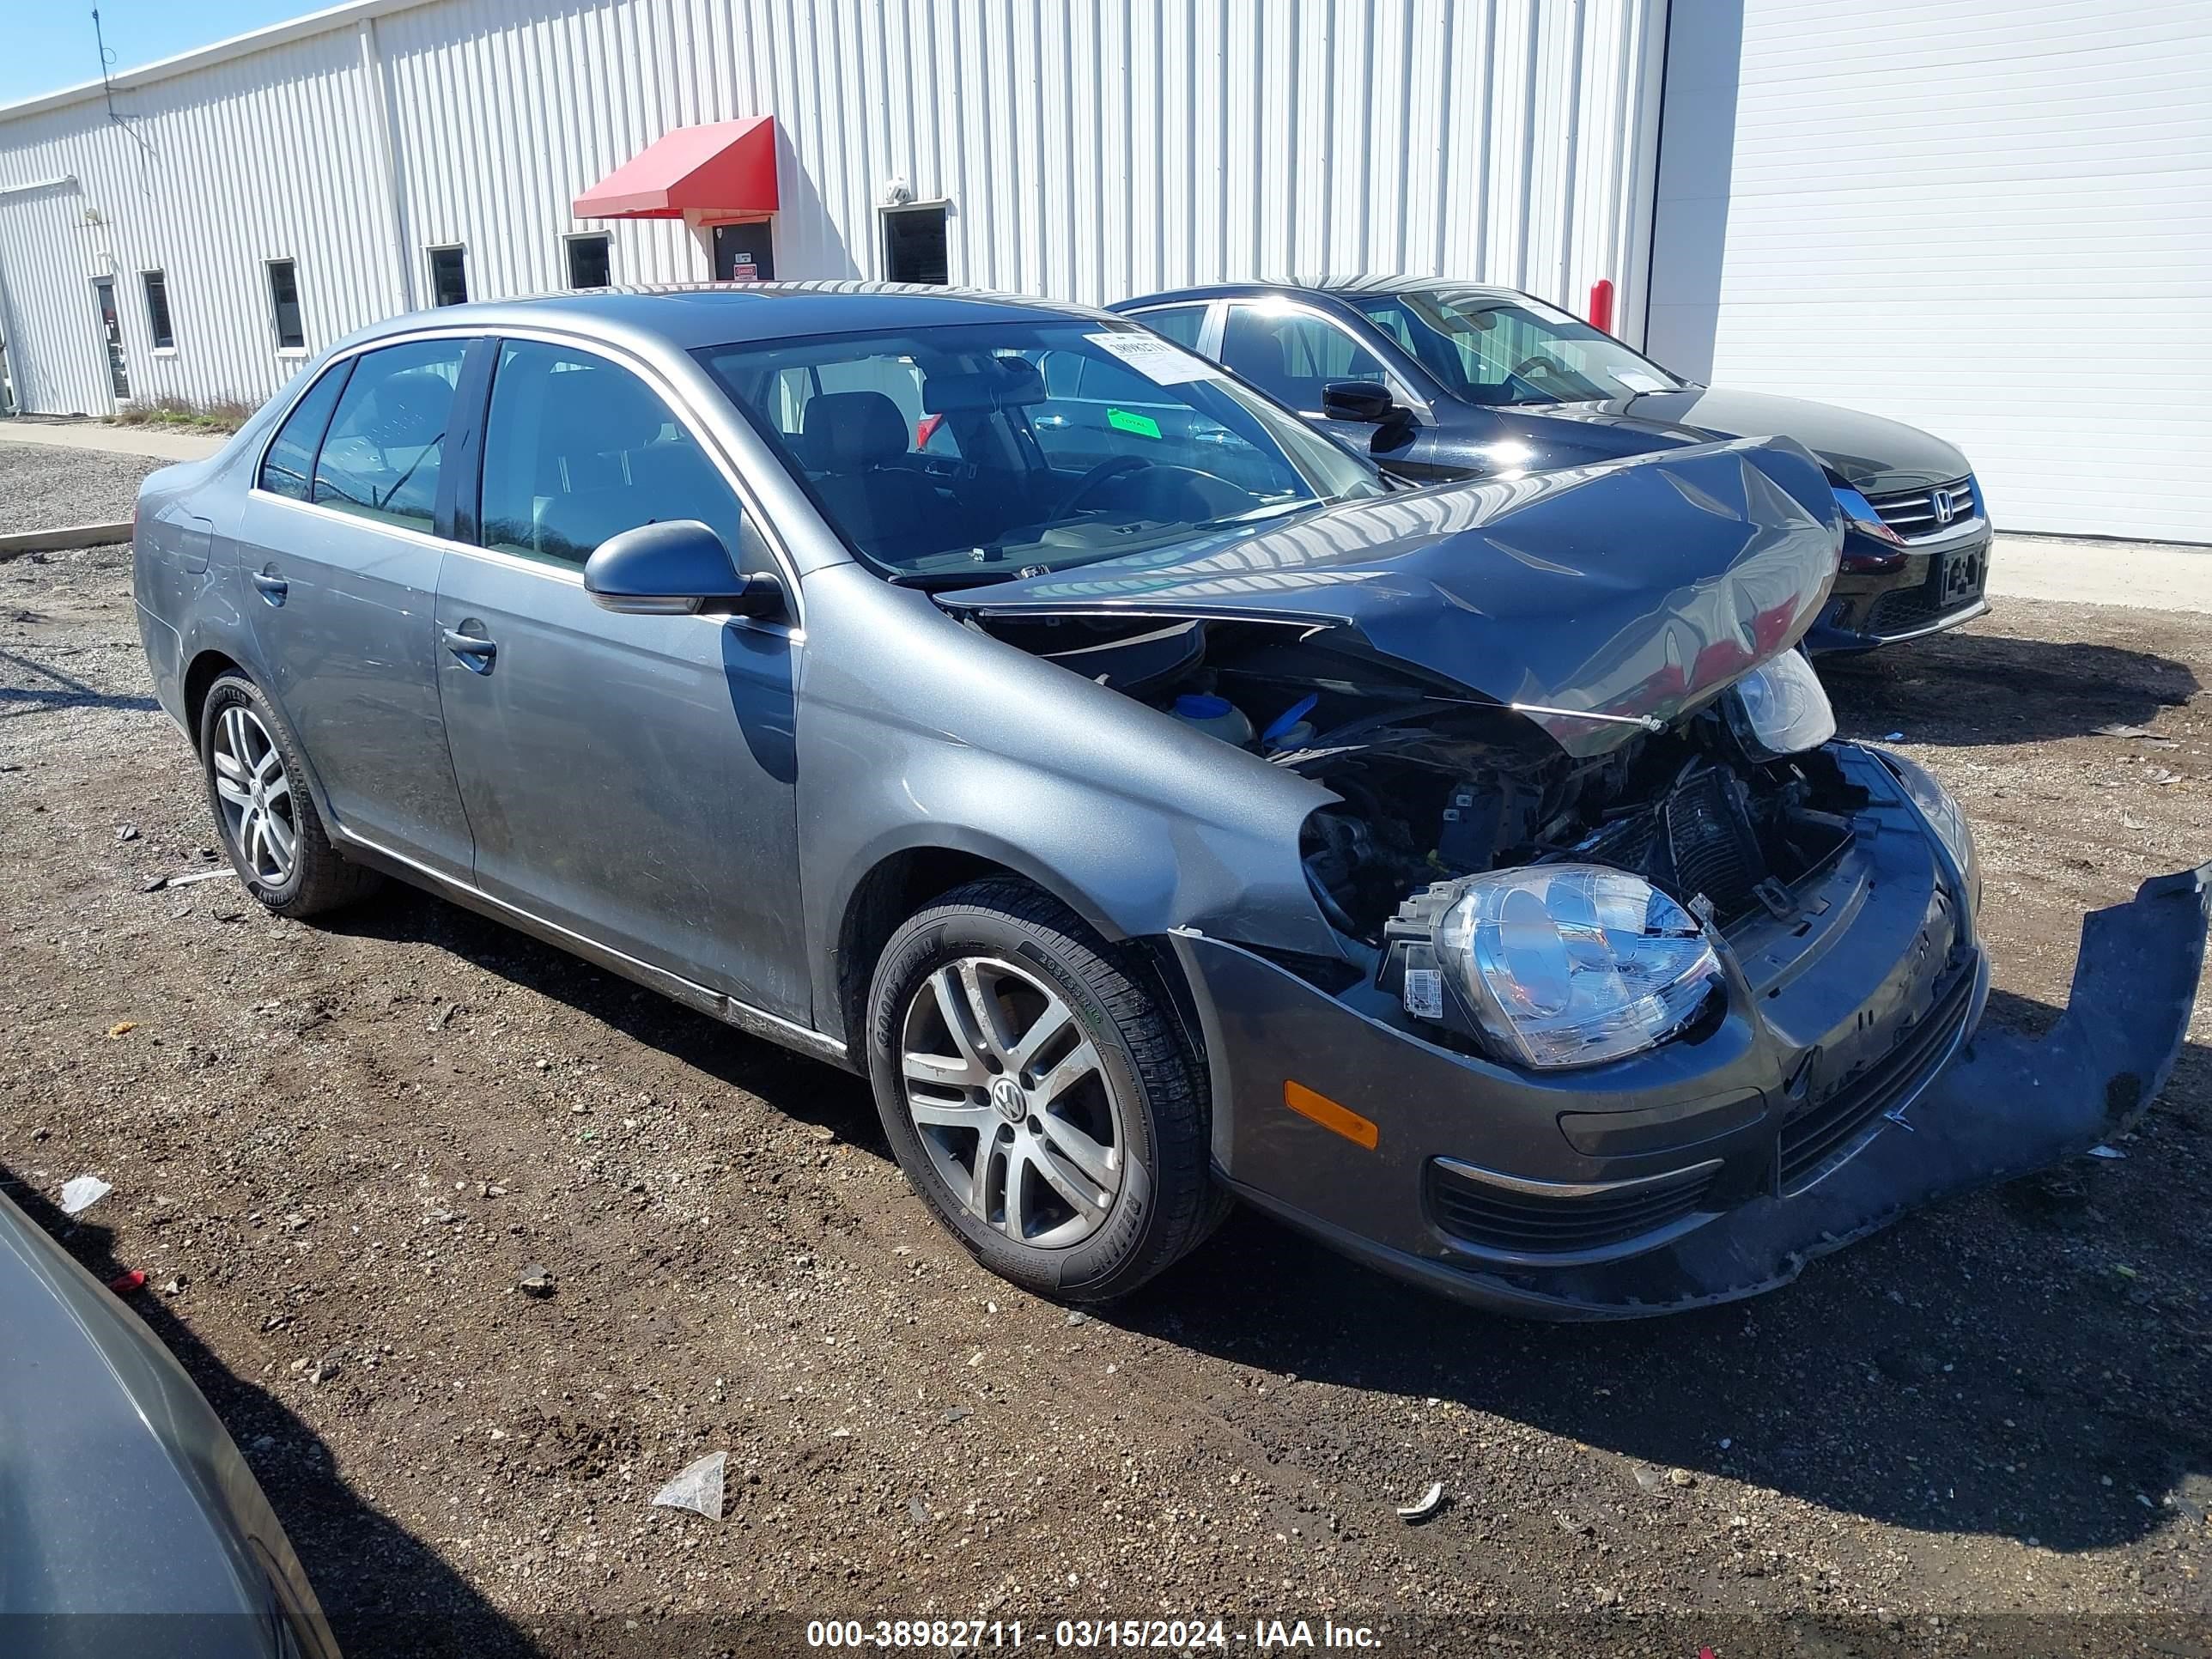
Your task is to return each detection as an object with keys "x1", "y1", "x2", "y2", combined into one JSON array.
[
  {"x1": 2, "y1": 513, "x2": 2209, "y2": 1657},
  {"x1": 0, "y1": 437, "x2": 172, "y2": 532}
]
